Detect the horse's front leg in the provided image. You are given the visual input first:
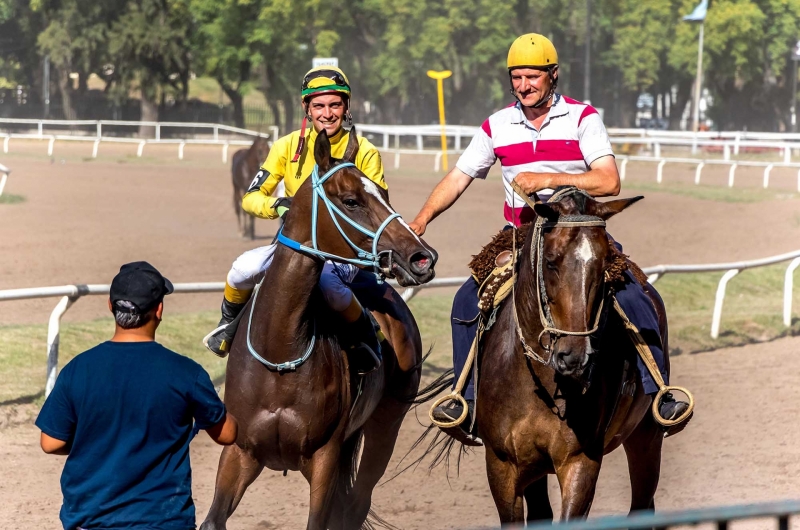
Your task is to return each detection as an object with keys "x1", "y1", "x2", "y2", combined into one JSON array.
[
  {"x1": 303, "y1": 442, "x2": 342, "y2": 530},
  {"x1": 201, "y1": 444, "x2": 264, "y2": 530},
  {"x1": 485, "y1": 446, "x2": 525, "y2": 525},
  {"x1": 554, "y1": 452, "x2": 602, "y2": 520}
]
